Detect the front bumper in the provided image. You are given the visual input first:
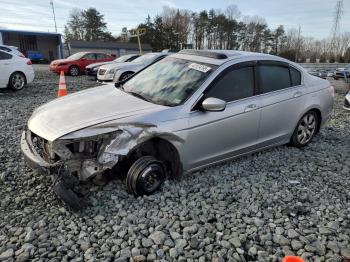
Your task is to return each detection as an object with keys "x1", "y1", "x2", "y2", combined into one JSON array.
[
  {"x1": 21, "y1": 131, "x2": 54, "y2": 175},
  {"x1": 85, "y1": 68, "x2": 98, "y2": 76}
]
